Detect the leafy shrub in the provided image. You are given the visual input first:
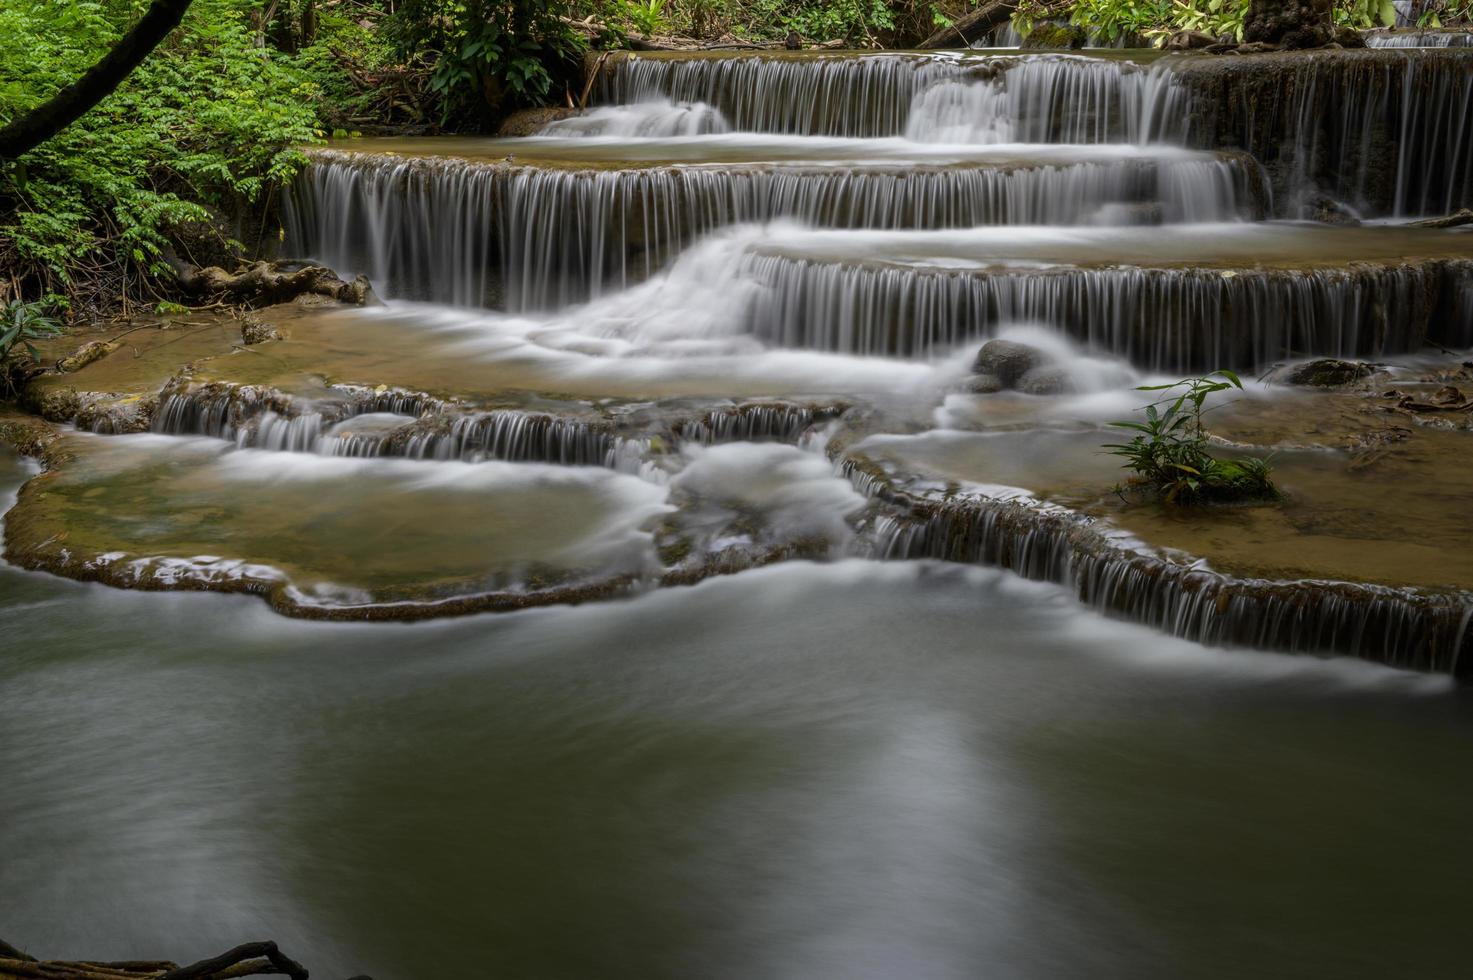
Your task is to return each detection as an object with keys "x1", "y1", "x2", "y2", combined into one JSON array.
[
  {"x1": 0, "y1": 298, "x2": 64, "y2": 394},
  {"x1": 385, "y1": 0, "x2": 587, "y2": 128},
  {"x1": 1011, "y1": 0, "x2": 1471, "y2": 43},
  {"x1": 1104, "y1": 370, "x2": 1279, "y2": 504}
]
